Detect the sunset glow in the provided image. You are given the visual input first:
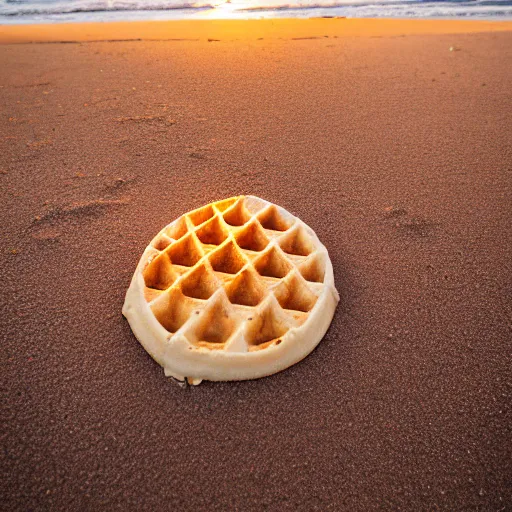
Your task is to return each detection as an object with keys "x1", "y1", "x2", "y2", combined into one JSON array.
[{"x1": 200, "y1": 0, "x2": 244, "y2": 19}]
